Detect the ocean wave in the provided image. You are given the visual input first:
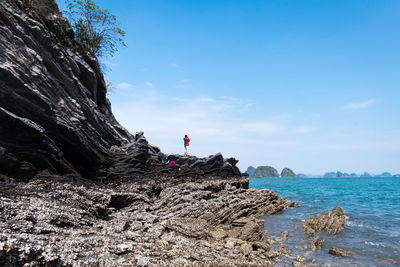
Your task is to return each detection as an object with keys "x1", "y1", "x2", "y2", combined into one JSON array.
[
  {"x1": 365, "y1": 241, "x2": 388, "y2": 248},
  {"x1": 347, "y1": 220, "x2": 367, "y2": 228}
]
